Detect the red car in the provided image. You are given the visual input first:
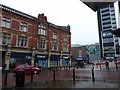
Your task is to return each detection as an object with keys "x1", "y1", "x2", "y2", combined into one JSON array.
[
  {"x1": 96, "y1": 61, "x2": 106, "y2": 65},
  {"x1": 13, "y1": 64, "x2": 40, "y2": 74}
]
